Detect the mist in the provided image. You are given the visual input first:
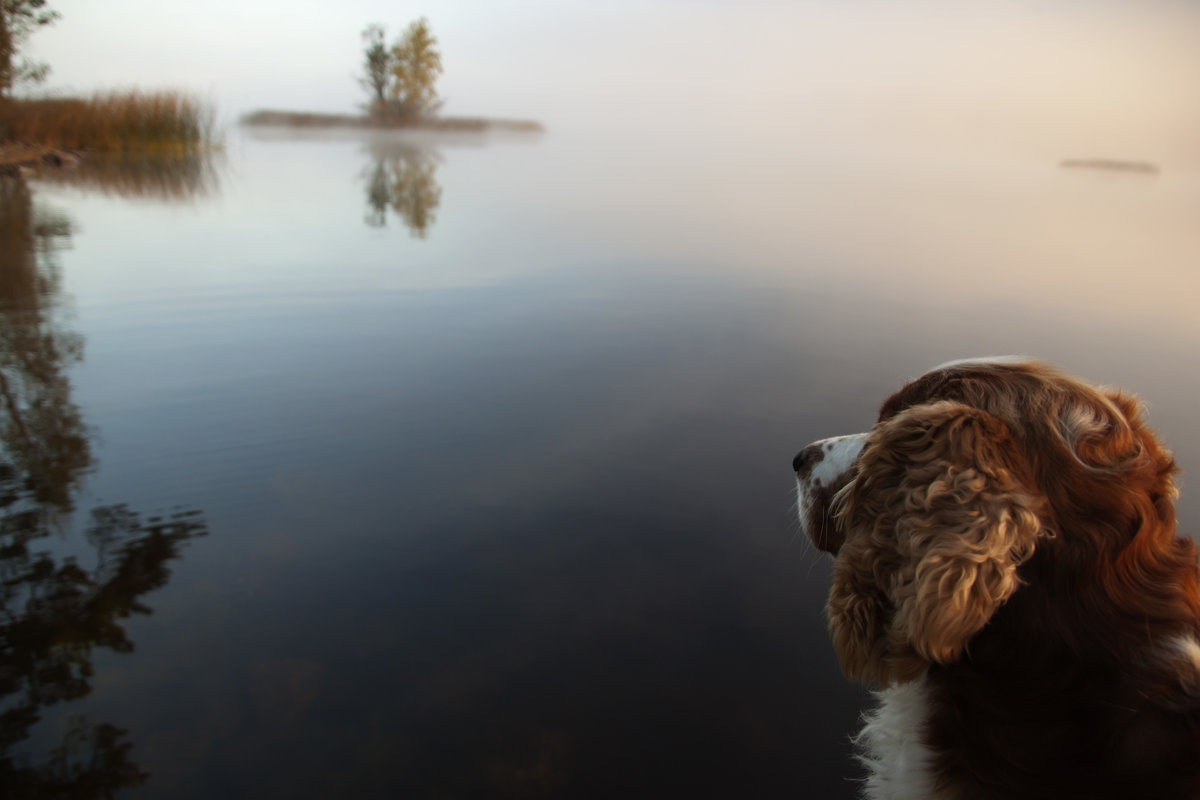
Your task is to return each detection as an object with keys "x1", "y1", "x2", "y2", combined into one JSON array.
[{"x1": 26, "y1": 0, "x2": 1200, "y2": 169}]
